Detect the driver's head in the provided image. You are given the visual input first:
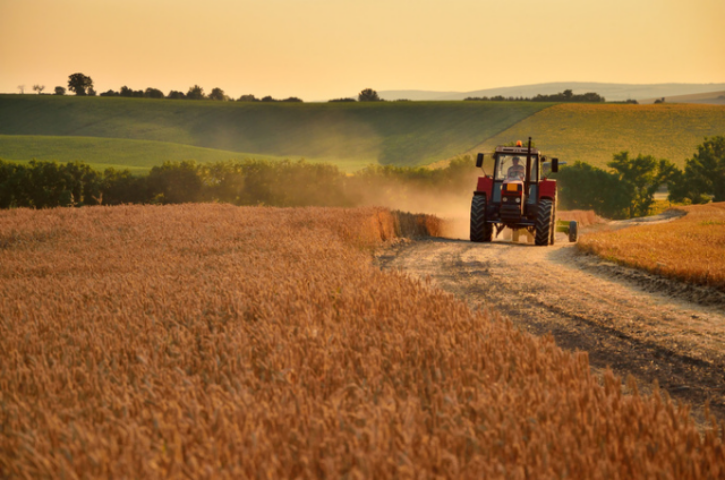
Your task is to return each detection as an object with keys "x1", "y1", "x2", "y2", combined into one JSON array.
[{"x1": 512, "y1": 157, "x2": 520, "y2": 165}]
